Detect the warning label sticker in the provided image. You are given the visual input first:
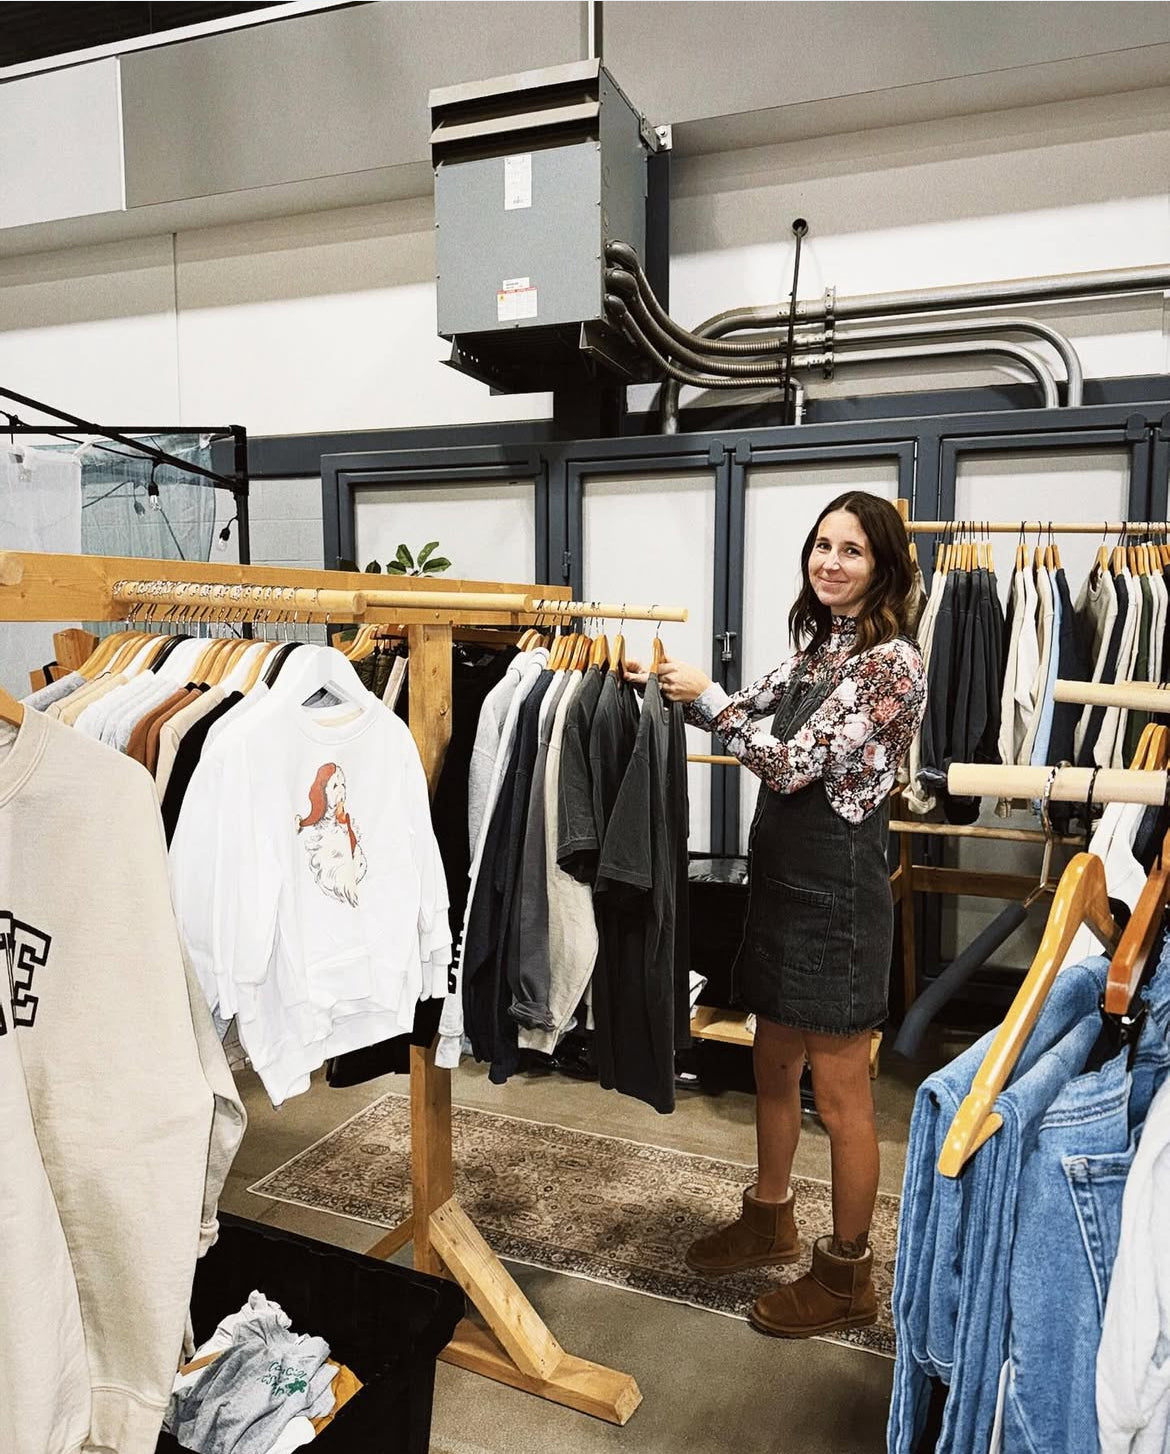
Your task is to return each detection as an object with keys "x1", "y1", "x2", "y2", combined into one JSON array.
[{"x1": 498, "y1": 277, "x2": 538, "y2": 322}]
